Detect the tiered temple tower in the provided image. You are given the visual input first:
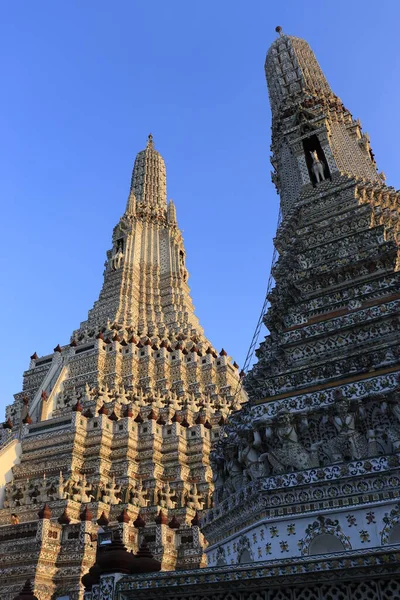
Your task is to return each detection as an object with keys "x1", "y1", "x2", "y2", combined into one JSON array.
[
  {"x1": 0, "y1": 135, "x2": 245, "y2": 600},
  {"x1": 202, "y1": 28, "x2": 400, "y2": 576},
  {"x1": 92, "y1": 29, "x2": 400, "y2": 600}
]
